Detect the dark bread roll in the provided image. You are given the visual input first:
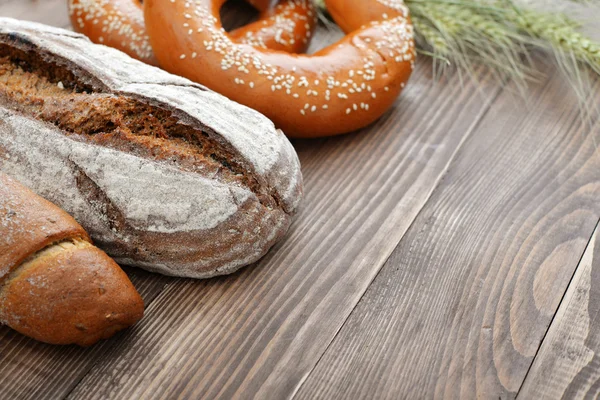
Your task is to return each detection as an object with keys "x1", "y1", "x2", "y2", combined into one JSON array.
[
  {"x1": 0, "y1": 17, "x2": 303, "y2": 278},
  {"x1": 0, "y1": 172, "x2": 144, "y2": 346}
]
